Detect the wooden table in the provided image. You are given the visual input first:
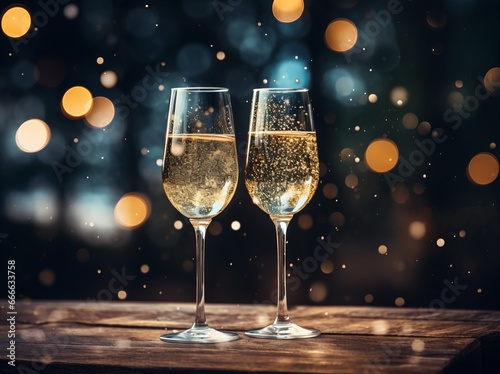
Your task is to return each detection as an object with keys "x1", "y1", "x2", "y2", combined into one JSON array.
[{"x1": 2, "y1": 301, "x2": 499, "y2": 373}]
